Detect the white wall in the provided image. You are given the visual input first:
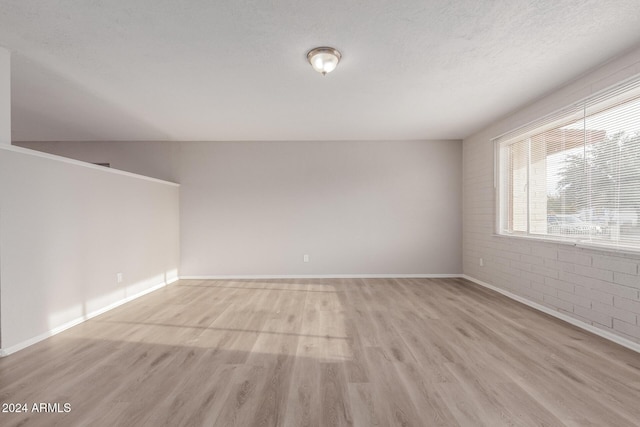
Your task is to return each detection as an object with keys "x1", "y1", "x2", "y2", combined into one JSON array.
[
  {"x1": 18, "y1": 139, "x2": 463, "y2": 277},
  {"x1": 463, "y1": 45, "x2": 640, "y2": 346},
  {"x1": 0, "y1": 47, "x2": 9, "y2": 145},
  {"x1": 0, "y1": 145, "x2": 180, "y2": 354}
]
